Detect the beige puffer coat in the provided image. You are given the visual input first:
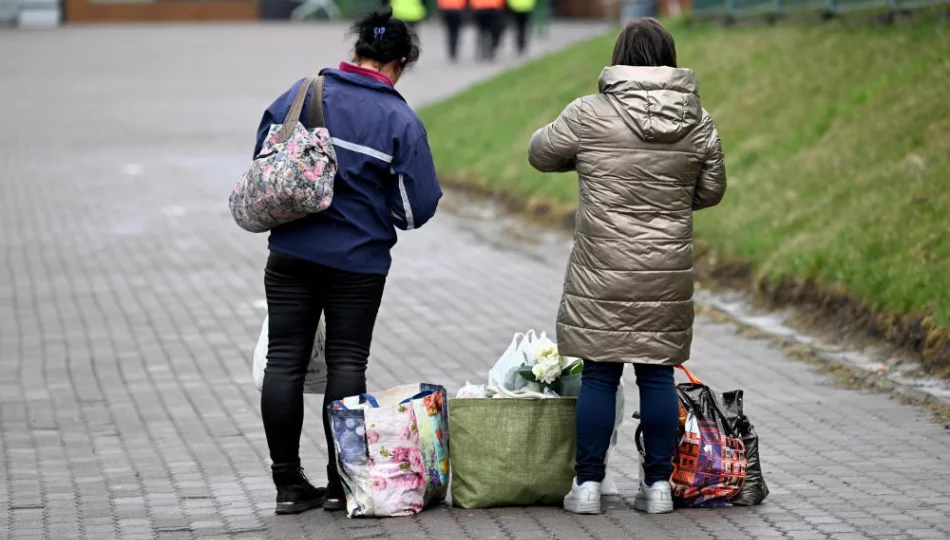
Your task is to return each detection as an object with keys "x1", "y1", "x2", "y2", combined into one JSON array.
[{"x1": 528, "y1": 66, "x2": 727, "y2": 365}]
